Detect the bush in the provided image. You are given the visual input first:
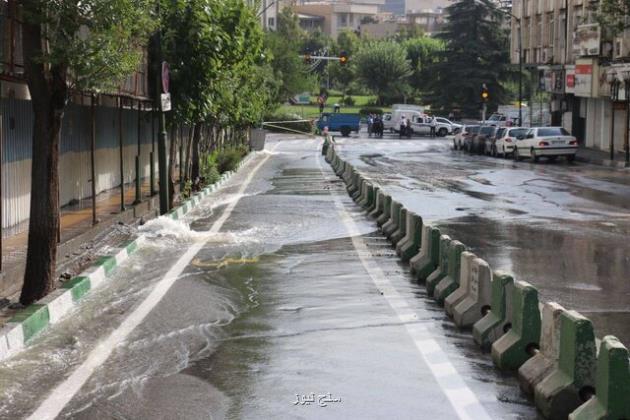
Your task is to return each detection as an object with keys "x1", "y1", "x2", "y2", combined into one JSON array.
[
  {"x1": 359, "y1": 107, "x2": 384, "y2": 116},
  {"x1": 342, "y1": 96, "x2": 355, "y2": 106},
  {"x1": 263, "y1": 113, "x2": 313, "y2": 134}
]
